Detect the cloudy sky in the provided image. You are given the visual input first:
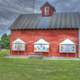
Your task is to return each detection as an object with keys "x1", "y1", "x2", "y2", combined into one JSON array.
[{"x1": 0, "y1": 0, "x2": 80, "y2": 36}]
